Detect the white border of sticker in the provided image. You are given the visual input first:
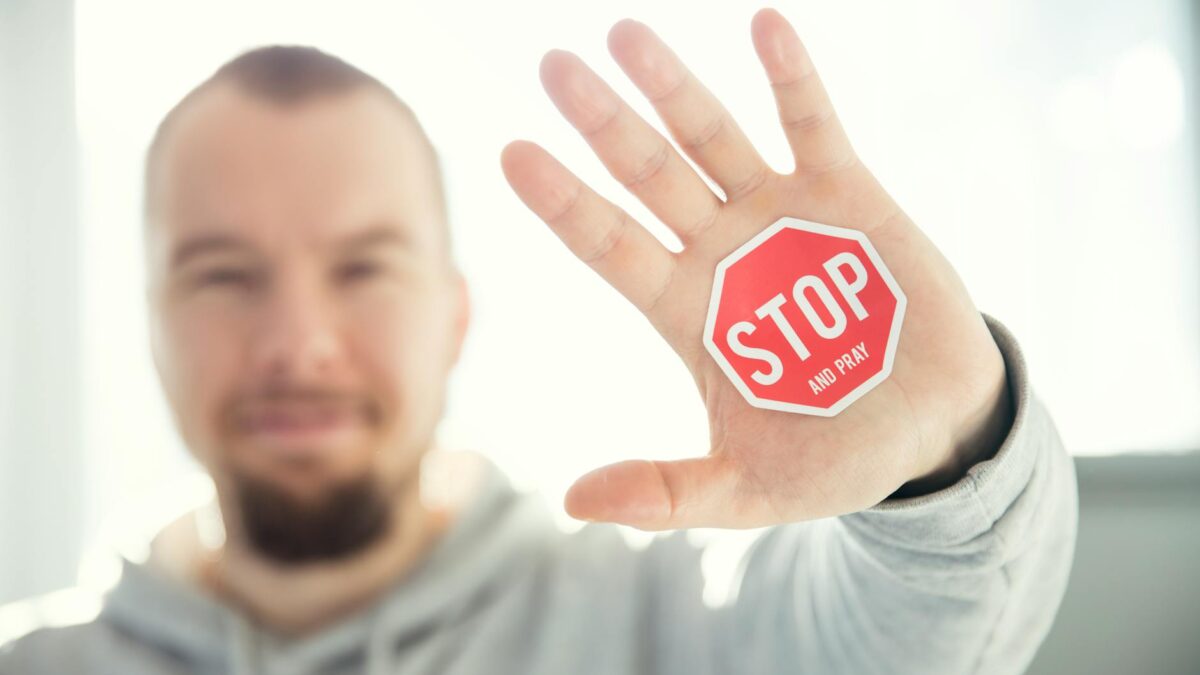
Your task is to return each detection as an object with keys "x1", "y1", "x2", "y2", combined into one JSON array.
[{"x1": 702, "y1": 216, "x2": 907, "y2": 417}]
